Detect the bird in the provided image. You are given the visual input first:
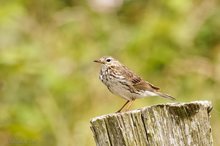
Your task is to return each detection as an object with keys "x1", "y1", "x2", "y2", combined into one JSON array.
[{"x1": 94, "y1": 56, "x2": 175, "y2": 112}]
